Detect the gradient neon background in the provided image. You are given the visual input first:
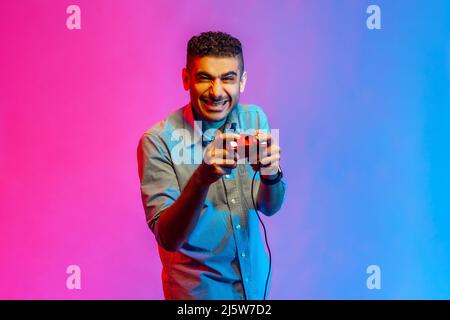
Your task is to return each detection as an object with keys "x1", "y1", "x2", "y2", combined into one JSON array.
[{"x1": 1, "y1": 0, "x2": 449, "y2": 299}]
